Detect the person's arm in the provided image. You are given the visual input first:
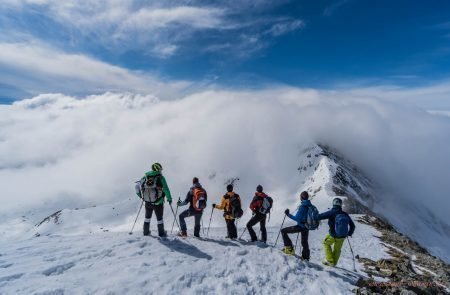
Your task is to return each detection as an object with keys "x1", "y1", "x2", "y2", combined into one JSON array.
[
  {"x1": 348, "y1": 214, "x2": 356, "y2": 236},
  {"x1": 215, "y1": 196, "x2": 226, "y2": 210},
  {"x1": 318, "y1": 210, "x2": 333, "y2": 220},
  {"x1": 178, "y1": 191, "x2": 190, "y2": 207},
  {"x1": 288, "y1": 206, "x2": 305, "y2": 222},
  {"x1": 160, "y1": 176, "x2": 172, "y2": 202}
]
